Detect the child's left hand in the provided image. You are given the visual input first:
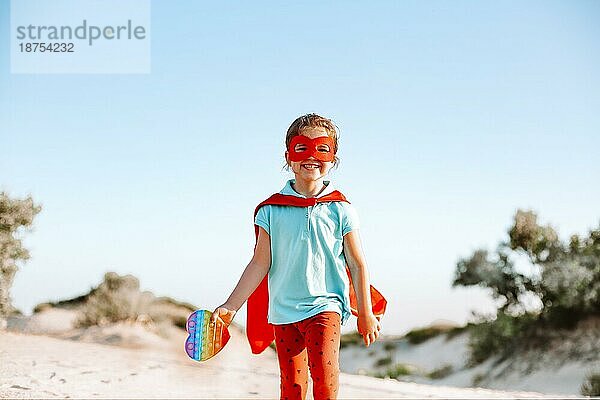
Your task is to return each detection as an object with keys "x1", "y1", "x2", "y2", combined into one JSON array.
[{"x1": 357, "y1": 313, "x2": 381, "y2": 347}]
